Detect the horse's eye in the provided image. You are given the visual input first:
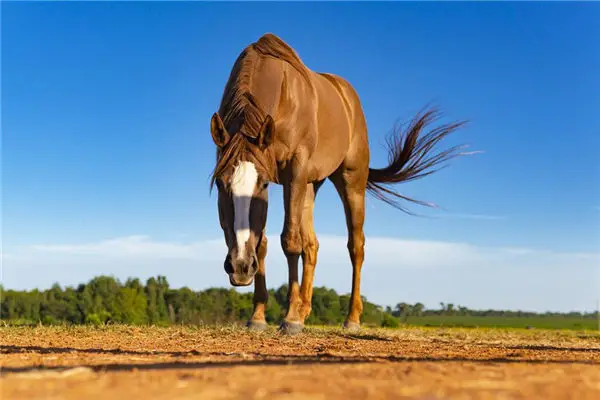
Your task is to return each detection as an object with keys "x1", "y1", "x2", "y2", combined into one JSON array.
[{"x1": 262, "y1": 182, "x2": 269, "y2": 190}]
